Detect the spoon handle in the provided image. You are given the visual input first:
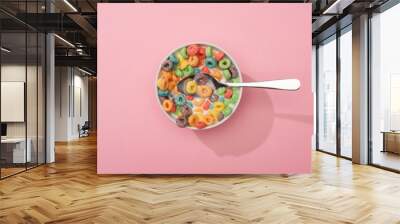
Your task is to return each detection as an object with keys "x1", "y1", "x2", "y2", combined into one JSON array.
[{"x1": 226, "y1": 79, "x2": 301, "y2": 91}]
